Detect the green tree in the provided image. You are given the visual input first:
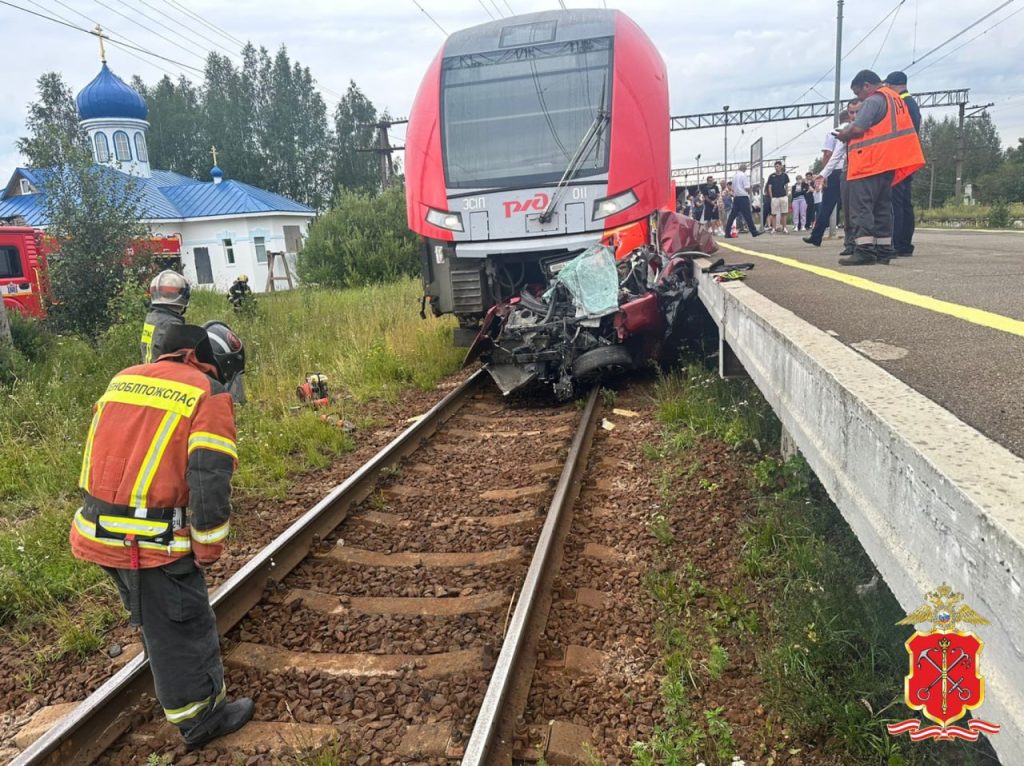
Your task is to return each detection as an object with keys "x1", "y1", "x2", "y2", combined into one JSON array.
[
  {"x1": 42, "y1": 135, "x2": 146, "y2": 339},
  {"x1": 17, "y1": 73, "x2": 86, "y2": 167},
  {"x1": 297, "y1": 186, "x2": 419, "y2": 287},
  {"x1": 915, "y1": 112, "x2": 1005, "y2": 208},
  {"x1": 134, "y1": 74, "x2": 207, "y2": 177},
  {"x1": 332, "y1": 81, "x2": 379, "y2": 194},
  {"x1": 975, "y1": 137, "x2": 1024, "y2": 203}
]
